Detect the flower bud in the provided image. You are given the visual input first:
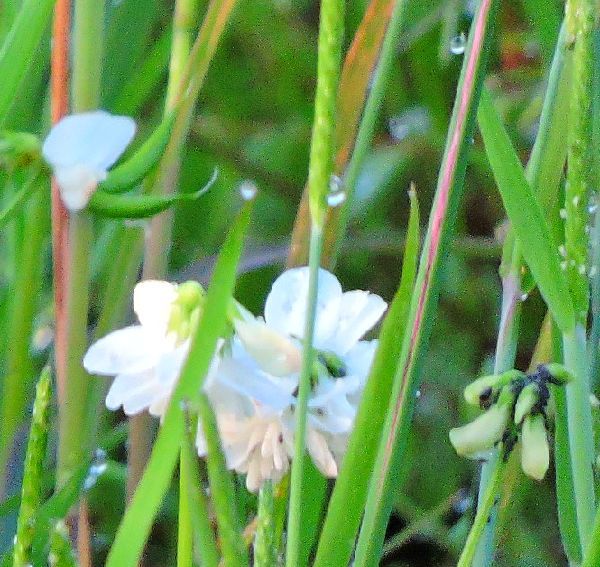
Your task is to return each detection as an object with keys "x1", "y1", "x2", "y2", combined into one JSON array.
[
  {"x1": 176, "y1": 281, "x2": 204, "y2": 311},
  {"x1": 521, "y1": 414, "x2": 550, "y2": 481},
  {"x1": 514, "y1": 383, "x2": 540, "y2": 425},
  {"x1": 449, "y1": 403, "x2": 511, "y2": 459},
  {"x1": 464, "y1": 369, "x2": 525, "y2": 407},
  {"x1": 540, "y1": 363, "x2": 573, "y2": 385},
  {"x1": 235, "y1": 318, "x2": 301, "y2": 376}
]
